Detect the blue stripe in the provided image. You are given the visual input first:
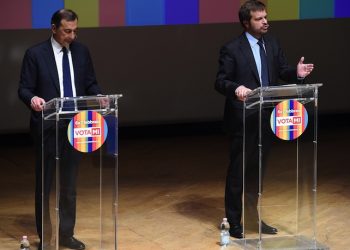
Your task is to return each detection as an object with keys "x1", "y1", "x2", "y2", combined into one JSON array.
[
  {"x1": 32, "y1": 0, "x2": 63, "y2": 28},
  {"x1": 335, "y1": 0, "x2": 350, "y2": 17},
  {"x1": 165, "y1": 0, "x2": 198, "y2": 25},
  {"x1": 88, "y1": 111, "x2": 93, "y2": 152},
  {"x1": 126, "y1": 0, "x2": 165, "y2": 26}
]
